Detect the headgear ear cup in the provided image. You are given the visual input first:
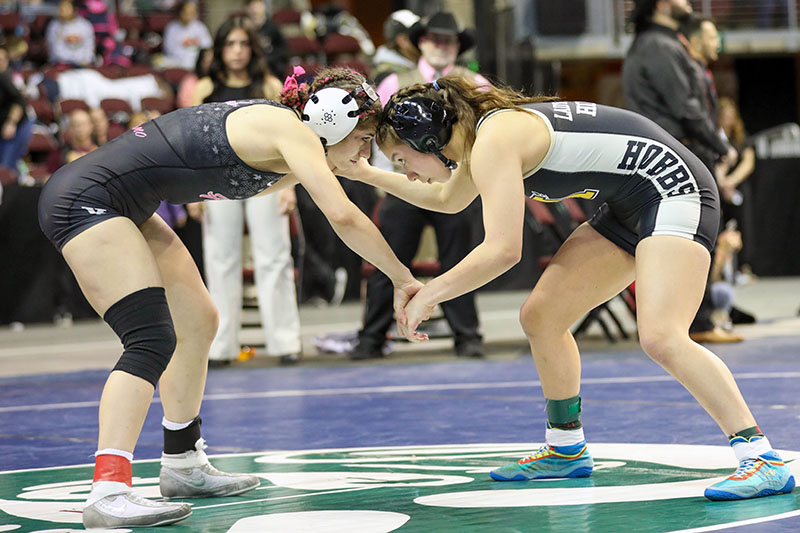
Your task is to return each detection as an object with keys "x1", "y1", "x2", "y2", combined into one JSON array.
[
  {"x1": 389, "y1": 97, "x2": 458, "y2": 170},
  {"x1": 302, "y1": 82, "x2": 378, "y2": 146}
]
